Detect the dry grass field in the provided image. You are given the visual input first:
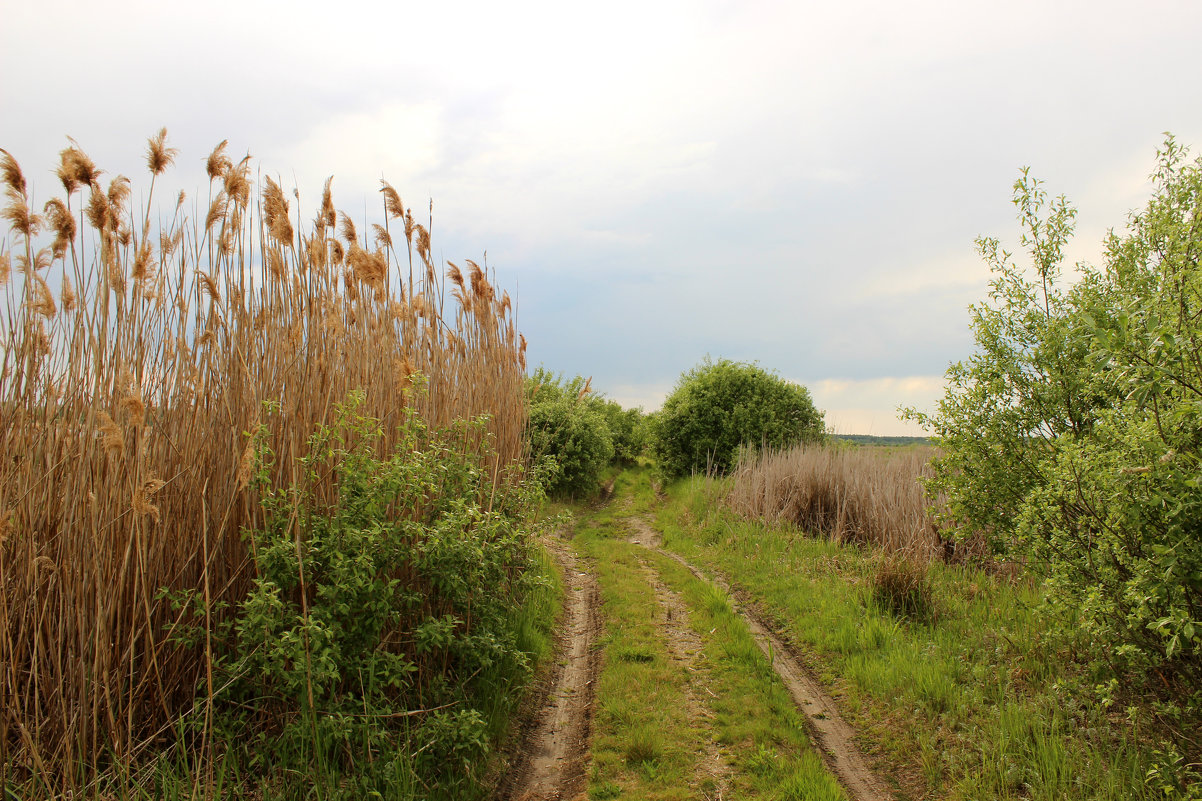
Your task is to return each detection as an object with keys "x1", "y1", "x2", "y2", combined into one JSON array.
[{"x1": 727, "y1": 444, "x2": 947, "y2": 561}]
